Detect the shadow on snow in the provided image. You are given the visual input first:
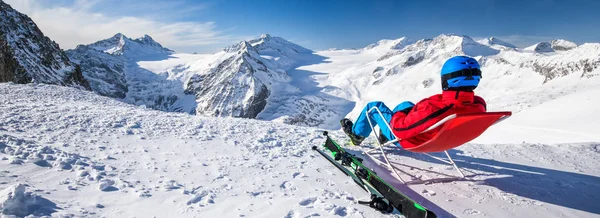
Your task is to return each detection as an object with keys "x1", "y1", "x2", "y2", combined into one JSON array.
[
  {"x1": 121, "y1": 54, "x2": 198, "y2": 114},
  {"x1": 259, "y1": 52, "x2": 356, "y2": 129},
  {"x1": 377, "y1": 144, "x2": 600, "y2": 215}
]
